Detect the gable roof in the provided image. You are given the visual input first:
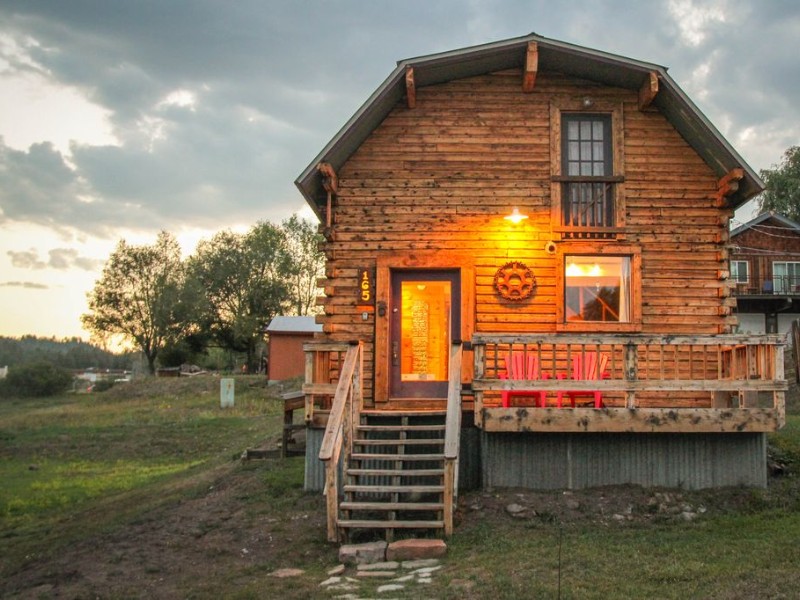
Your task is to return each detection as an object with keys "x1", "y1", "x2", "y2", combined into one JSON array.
[
  {"x1": 295, "y1": 32, "x2": 763, "y2": 217},
  {"x1": 730, "y1": 212, "x2": 800, "y2": 238},
  {"x1": 266, "y1": 315, "x2": 322, "y2": 334}
]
